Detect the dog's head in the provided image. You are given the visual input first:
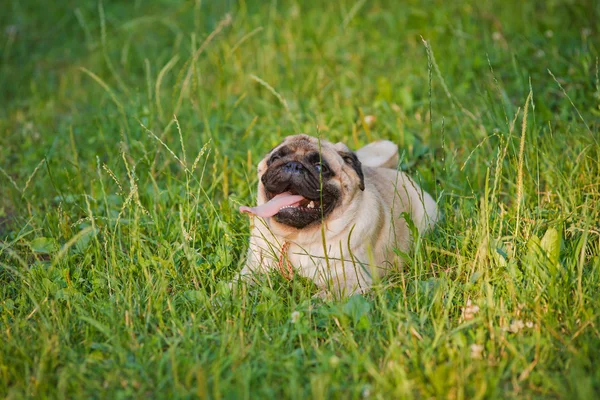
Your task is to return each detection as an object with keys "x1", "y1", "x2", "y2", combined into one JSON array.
[{"x1": 254, "y1": 134, "x2": 364, "y2": 233}]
